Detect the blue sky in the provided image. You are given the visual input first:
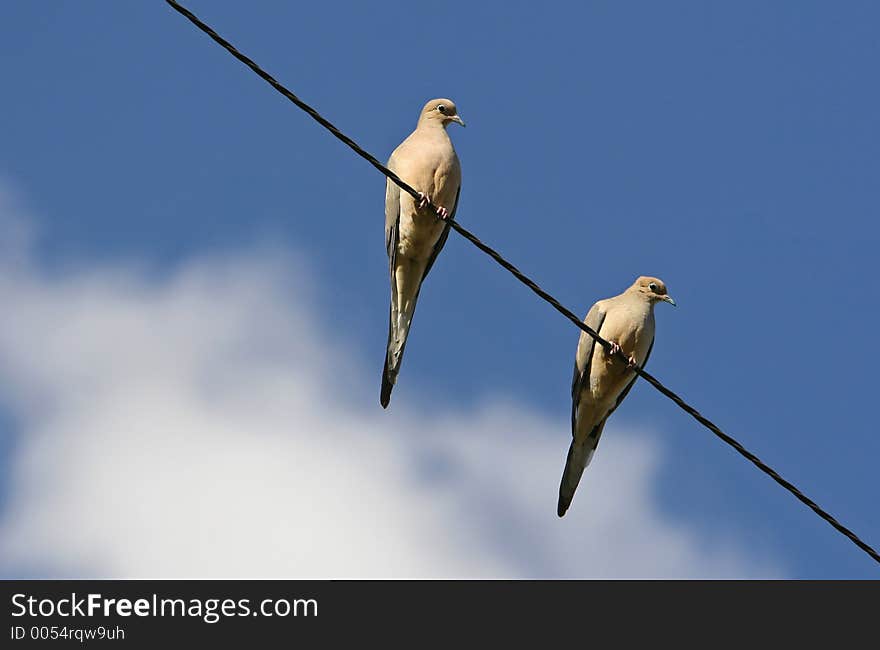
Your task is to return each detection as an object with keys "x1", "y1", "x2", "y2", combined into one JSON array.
[{"x1": 0, "y1": 1, "x2": 877, "y2": 578}]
